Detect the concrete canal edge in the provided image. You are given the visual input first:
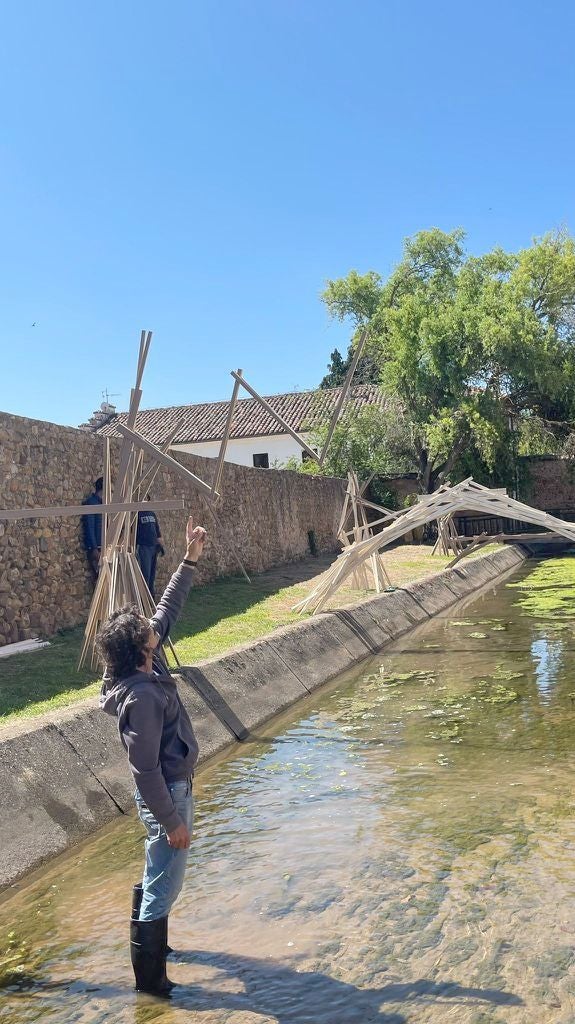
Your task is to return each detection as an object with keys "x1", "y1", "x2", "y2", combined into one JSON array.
[{"x1": 0, "y1": 545, "x2": 526, "y2": 892}]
